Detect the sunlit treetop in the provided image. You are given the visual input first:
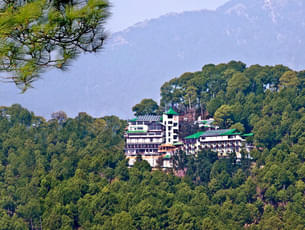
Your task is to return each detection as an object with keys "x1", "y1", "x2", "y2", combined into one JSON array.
[{"x1": 0, "y1": 0, "x2": 109, "y2": 91}]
